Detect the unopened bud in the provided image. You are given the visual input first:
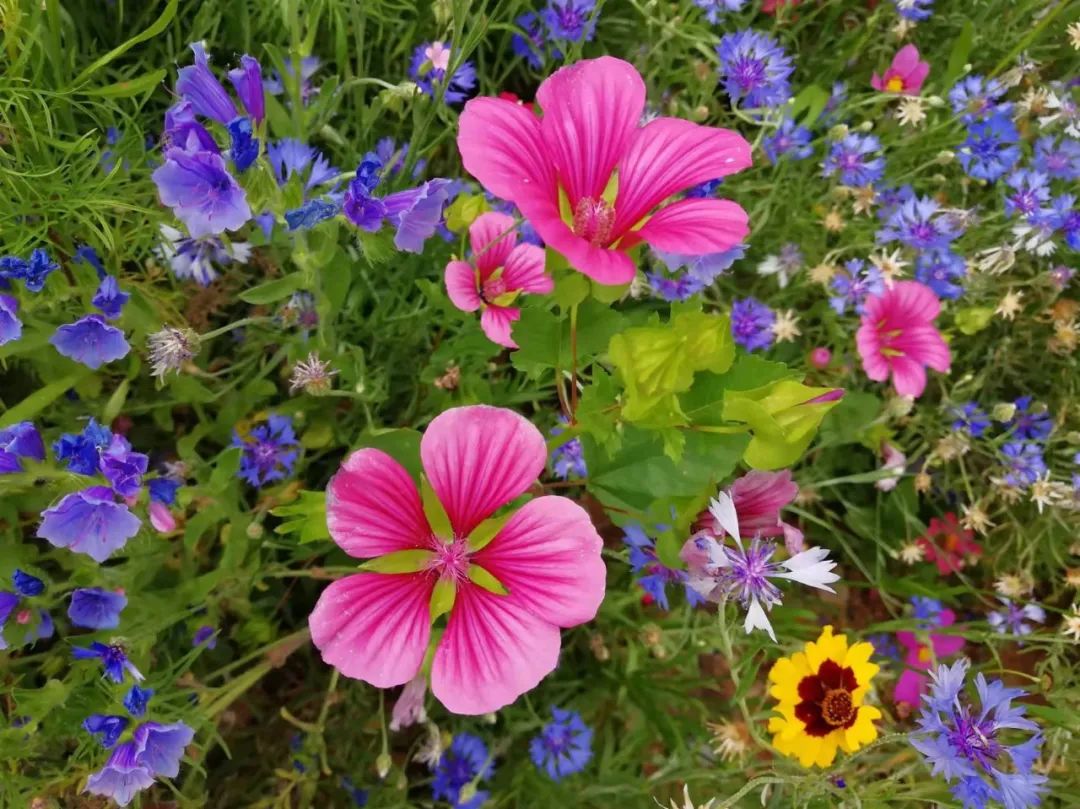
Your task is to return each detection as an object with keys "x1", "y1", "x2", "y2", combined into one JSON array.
[
  {"x1": 992, "y1": 402, "x2": 1017, "y2": 422},
  {"x1": 376, "y1": 752, "x2": 392, "y2": 779},
  {"x1": 935, "y1": 150, "x2": 955, "y2": 165}
]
